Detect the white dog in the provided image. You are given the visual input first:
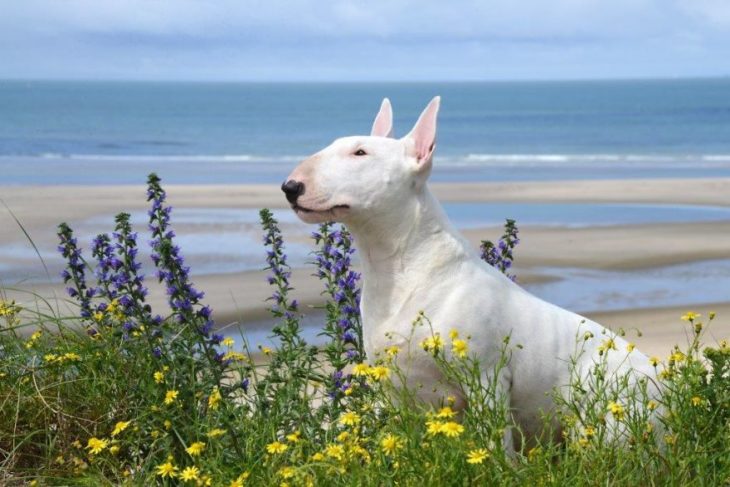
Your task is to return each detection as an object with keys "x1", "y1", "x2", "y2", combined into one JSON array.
[{"x1": 284, "y1": 97, "x2": 658, "y2": 448}]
